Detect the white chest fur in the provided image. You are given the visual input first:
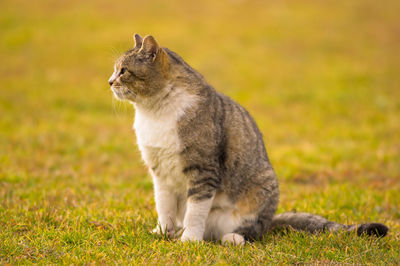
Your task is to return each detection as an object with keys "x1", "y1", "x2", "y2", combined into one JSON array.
[
  {"x1": 135, "y1": 108, "x2": 185, "y2": 195},
  {"x1": 133, "y1": 88, "x2": 198, "y2": 192},
  {"x1": 134, "y1": 108, "x2": 179, "y2": 150}
]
